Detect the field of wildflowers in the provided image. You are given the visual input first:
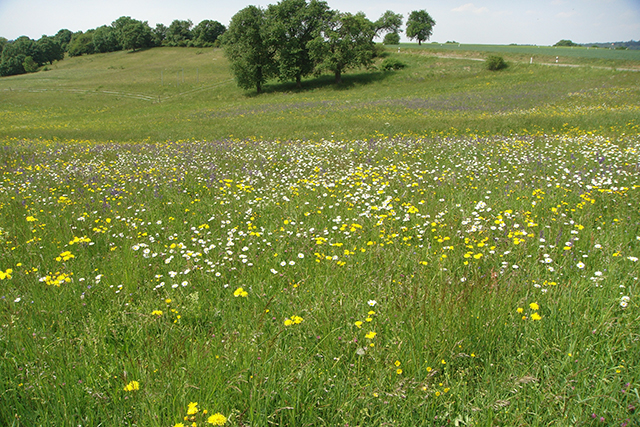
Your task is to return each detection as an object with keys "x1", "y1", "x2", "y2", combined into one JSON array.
[{"x1": 1, "y1": 133, "x2": 638, "y2": 426}]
